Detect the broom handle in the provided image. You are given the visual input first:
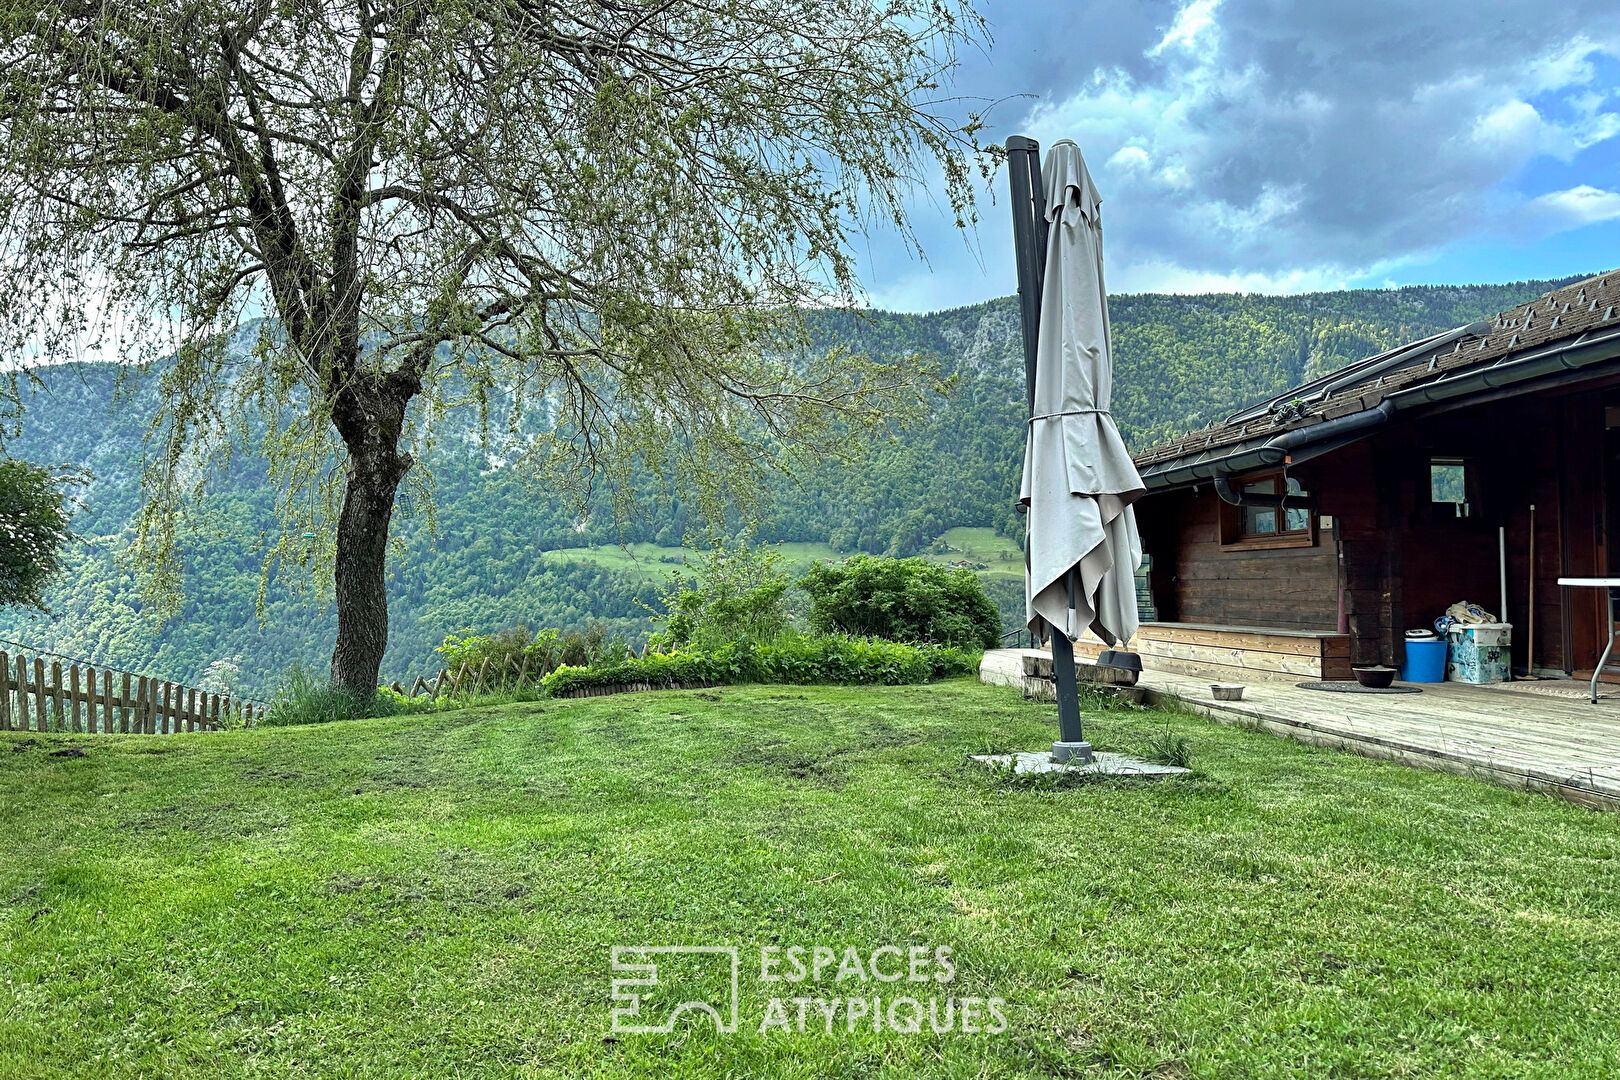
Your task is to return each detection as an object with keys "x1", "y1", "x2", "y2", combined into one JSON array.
[{"x1": 1528, "y1": 504, "x2": 1535, "y2": 675}]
